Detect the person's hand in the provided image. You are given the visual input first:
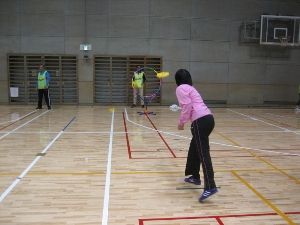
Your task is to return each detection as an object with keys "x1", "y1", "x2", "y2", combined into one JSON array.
[{"x1": 178, "y1": 124, "x2": 184, "y2": 130}]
